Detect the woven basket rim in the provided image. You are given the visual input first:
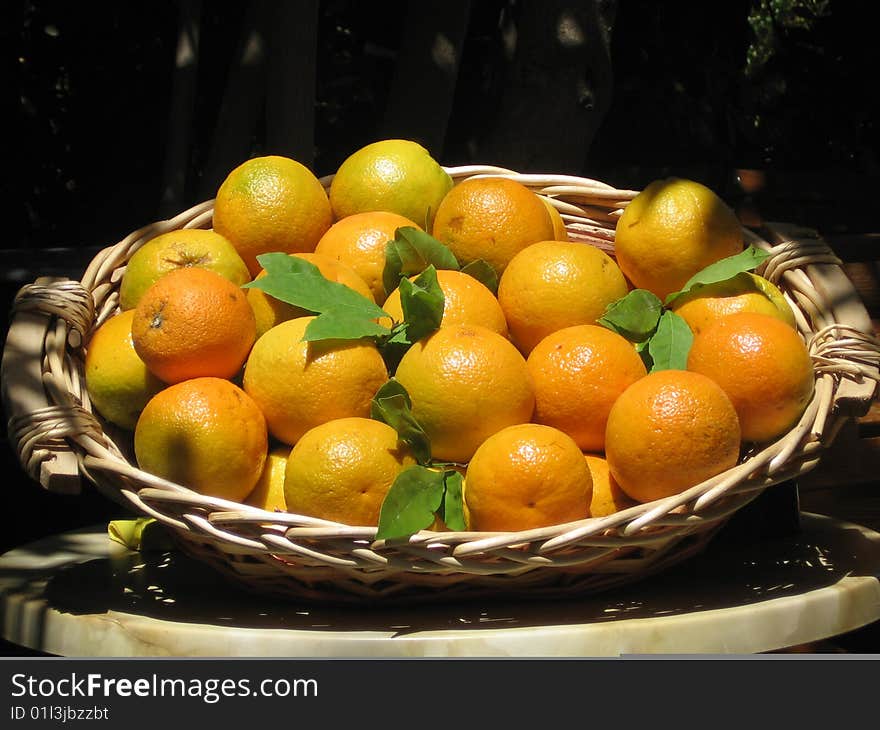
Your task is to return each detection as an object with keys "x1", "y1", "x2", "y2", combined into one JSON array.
[{"x1": 5, "y1": 166, "x2": 880, "y2": 603}]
